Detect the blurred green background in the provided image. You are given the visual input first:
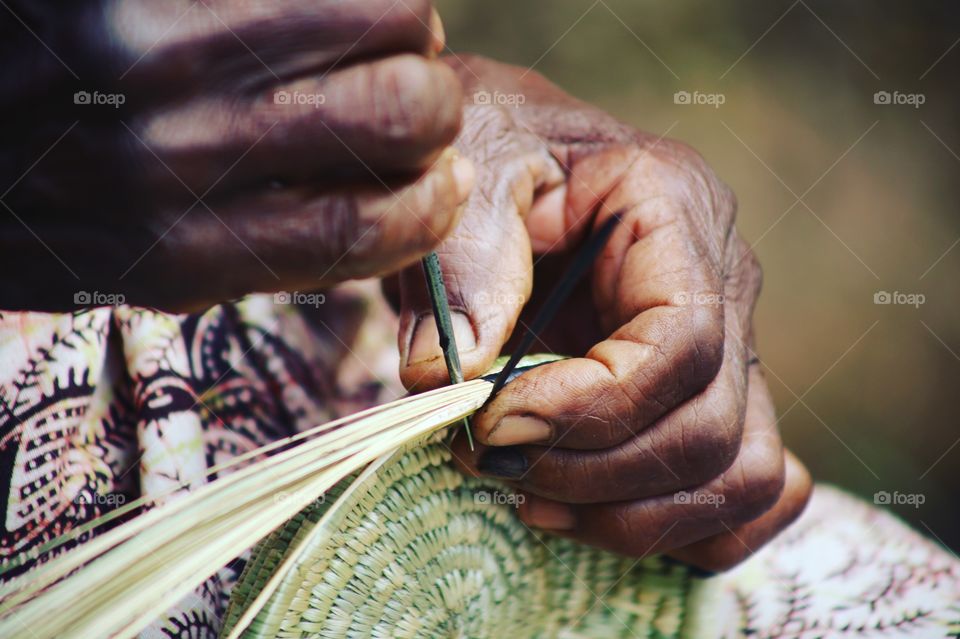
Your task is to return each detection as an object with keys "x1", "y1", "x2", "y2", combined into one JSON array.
[{"x1": 438, "y1": 0, "x2": 960, "y2": 548}]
